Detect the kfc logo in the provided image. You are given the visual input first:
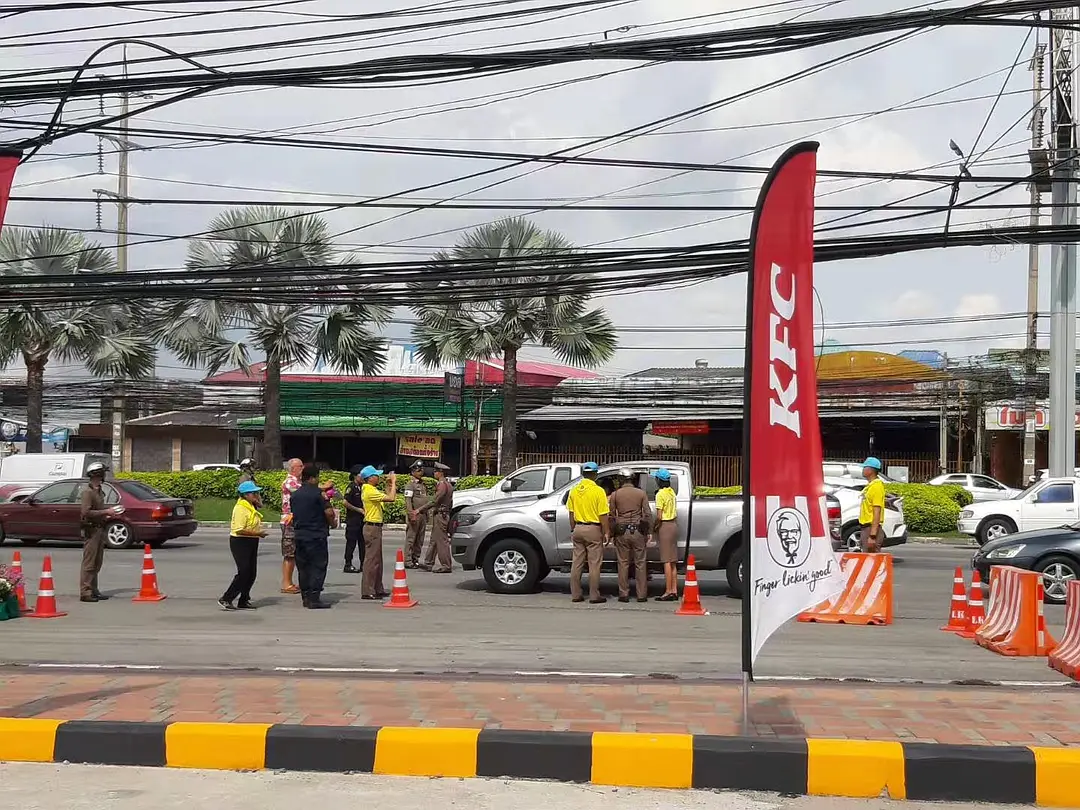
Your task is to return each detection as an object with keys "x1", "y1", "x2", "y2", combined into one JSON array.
[{"x1": 765, "y1": 506, "x2": 812, "y2": 569}]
